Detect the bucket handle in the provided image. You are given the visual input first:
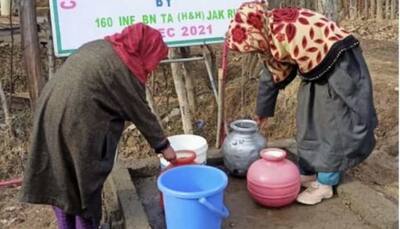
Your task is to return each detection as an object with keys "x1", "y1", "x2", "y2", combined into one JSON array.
[{"x1": 198, "y1": 197, "x2": 229, "y2": 218}]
